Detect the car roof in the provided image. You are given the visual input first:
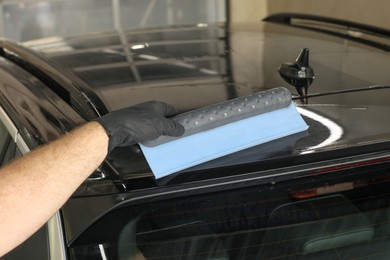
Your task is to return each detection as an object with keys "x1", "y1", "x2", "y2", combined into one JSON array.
[{"x1": 1, "y1": 18, "x2": 390, "y2": 193}]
